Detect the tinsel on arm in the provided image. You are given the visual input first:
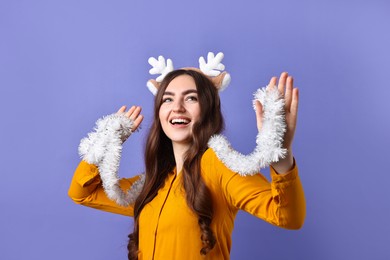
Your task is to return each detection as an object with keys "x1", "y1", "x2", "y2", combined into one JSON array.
[
  {"x1": 208, "y1": 86, "x2": 287, "y2": 176},
  {"x1": 78, "y1": 113, "x2": 145, "y2": 206}
]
